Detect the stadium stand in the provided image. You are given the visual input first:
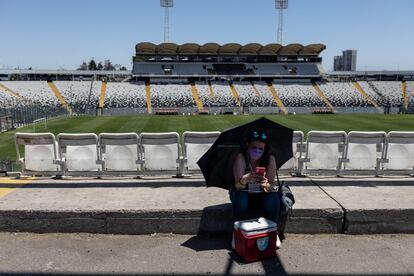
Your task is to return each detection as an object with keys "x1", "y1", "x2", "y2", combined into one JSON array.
[
  {"x1": 195, "y1": 81, "x2": 213, "y2": 107},
  {"x1": 370, "y1": 81, "x2": 403, "y2": 107},
  {"x1": 104, "y1": 82, "x2": 147, "y2": 109},
  {"x1": 252, "y1": 82, "x2": 278, "y2": 107},
  {"x1": 151, "y1": 82, "x2": 195, "y2": 108},
  {"x1": 317, "y1": 82, "x2": 371, "y2": 107},
  {"x1": 210, "y1": 81, "x2": 238, "y2": 107},
  {"x1": 273, "y1": 81, "x2": 325, "y2": 107},
  {"x1": 54, "y1": 81, "x2": 100, "y2": 113},
  {"x1": 0, "y1": 81, "x2": 59, "y2": 108},
  {"x1": 407, "y1": 81, "x2": 414, "y2": 105},
  {"x1": 357, "y1": 81, "x2": 384, "y2": 106},
  {"x1": 233, "y1": 81, "x2": 263, "y2": 107},
  {"x1": 0, "y1": 88, "x2": 20, "y2": 109}
]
